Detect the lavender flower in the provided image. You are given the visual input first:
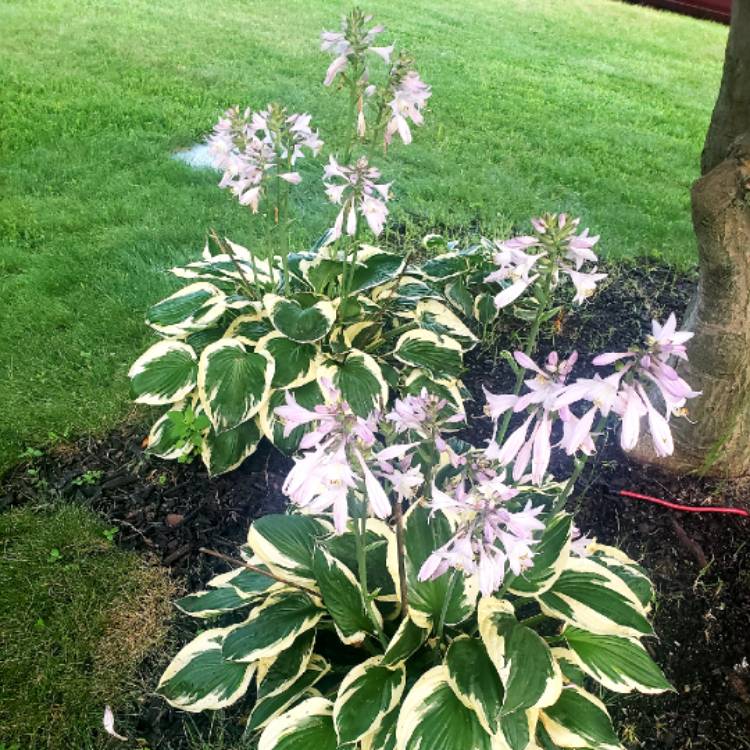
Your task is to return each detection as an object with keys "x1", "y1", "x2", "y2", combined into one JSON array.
[
  {"x1": 207, "y1": 104, "x2": 322, "y2": 213},
  {"x1": 484, "y1": 214, "x2": 607, "y2": 311},
  {"x1": 418, "y1": 477, "x2": 545, "y2": 596},
  {"x1": 385, "y1": 70, "x2": 431, "y2": 146},
  {"x1": 323, "y1": 156, "x2": 391, "y2": 241}
]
